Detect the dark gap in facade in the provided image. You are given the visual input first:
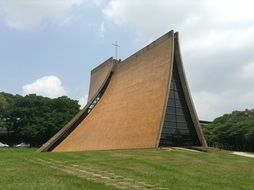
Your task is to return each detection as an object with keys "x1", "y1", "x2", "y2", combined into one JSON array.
[{"x1": 159, "y1": 57, "x2": 200, "y2": 147}]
